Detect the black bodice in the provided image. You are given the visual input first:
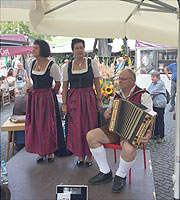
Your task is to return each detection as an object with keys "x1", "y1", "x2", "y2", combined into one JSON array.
[
  {"x1": 31, "y1": 60, "x2": 54, "y2": 89},
  {"x1": 68, "y1": 58, "x2": 94, "y2": 89}
]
